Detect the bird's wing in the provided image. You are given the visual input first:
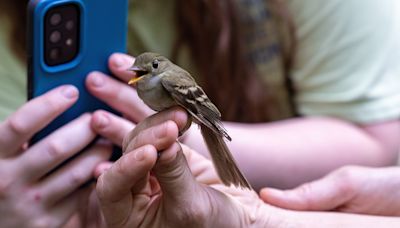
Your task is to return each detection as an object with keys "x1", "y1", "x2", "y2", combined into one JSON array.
[{"x1": 161, "y1": 71, "x2": 231, "y2": 141}]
